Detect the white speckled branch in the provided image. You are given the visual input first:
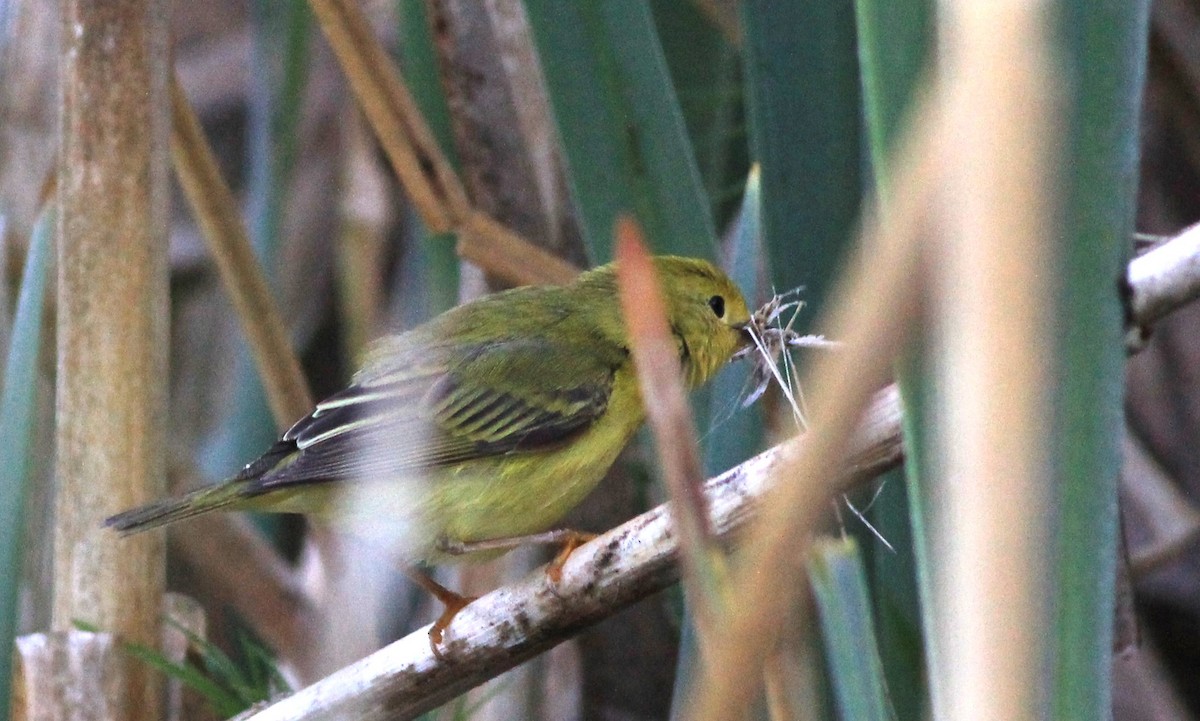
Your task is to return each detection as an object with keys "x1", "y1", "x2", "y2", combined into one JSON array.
[
  {"x1": 1126, "y1": 220, "x2": 1200, "y2": 351},
  {"x1": 235, "y1": 388, "x2": 903, "y2": 721}
]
